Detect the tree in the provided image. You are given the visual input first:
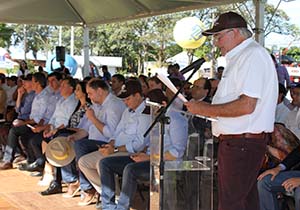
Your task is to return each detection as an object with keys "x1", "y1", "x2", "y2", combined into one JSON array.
[
  {"x1": 216, "y1": 1, "x2": 300, "y2": 38},
  {"x1": 12, "y1": 24, "x2": 57, "y2": 59},
  {"x1": 286, "y1": 46, "x2": 300, "y2": 61},
  {"x1": 0, "y1": 24, "x2": 14, "y2": 48}
]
